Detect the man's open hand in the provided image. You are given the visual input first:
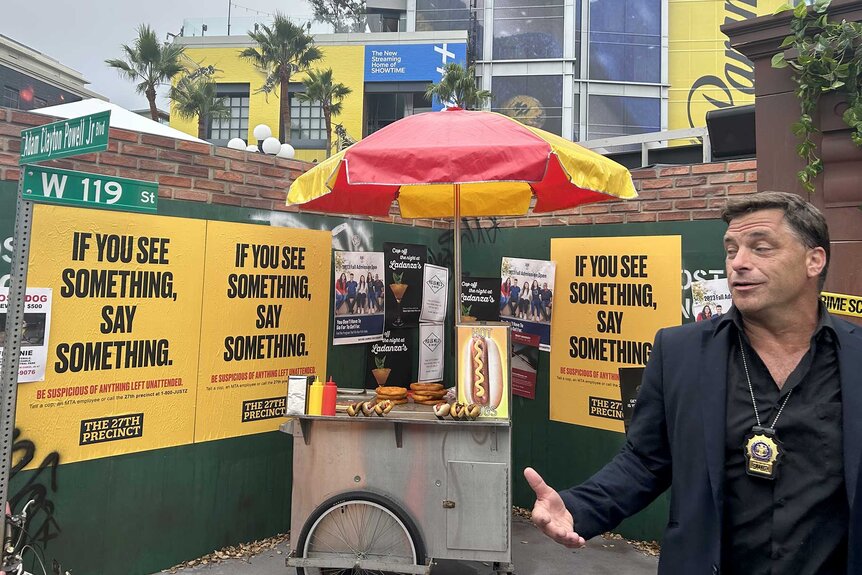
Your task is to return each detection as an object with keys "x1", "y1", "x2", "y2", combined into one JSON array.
[{"x1": 524, "y1": 467, "x2": 586, "y2": 548}]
